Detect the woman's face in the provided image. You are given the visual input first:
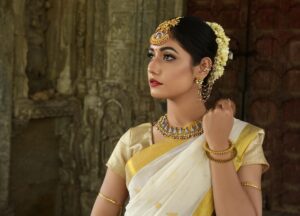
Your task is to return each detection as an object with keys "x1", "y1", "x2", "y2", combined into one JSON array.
[{"x1": 147, "y1": 38, "x2": 197, "y2": 100}]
